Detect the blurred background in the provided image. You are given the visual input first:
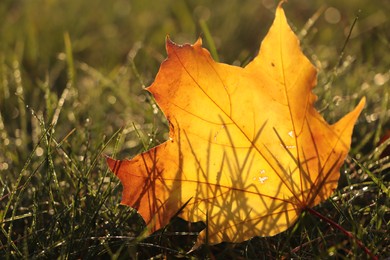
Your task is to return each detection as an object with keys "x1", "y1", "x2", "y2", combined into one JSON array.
[{"x1": 1, "y1": 0, "x2": 389, "y2": 66}]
